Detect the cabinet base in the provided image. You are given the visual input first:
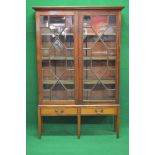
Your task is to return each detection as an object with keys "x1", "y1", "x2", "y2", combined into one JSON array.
[{"x1": 38, "y1": 105, "x2": 120, "y2": 138}]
